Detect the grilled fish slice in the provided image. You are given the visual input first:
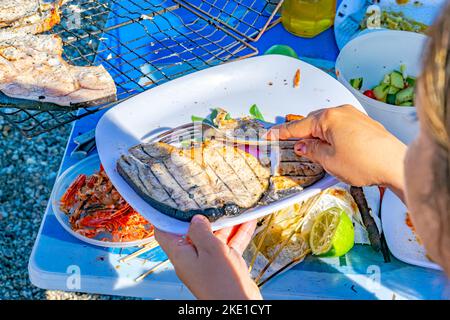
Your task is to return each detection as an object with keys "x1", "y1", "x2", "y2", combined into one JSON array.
[
  {"x1": 130, "y1": 144, "x2": 217, "y2": 210},
  {"x1": 270, "y1": 174, "x2": 325, "y2": 191},
  {"x1": 276, "y1": 147, "x2": 311, "y2": 162},
  {"x1": 266, "y1": 137, "x2": 325, "y2": 203},
  {"x1": 277, "y1": 140, "x2": 298, "y2": 149},
  {"x1": 201, "y1": 143, "x2": 263, "y2": 208},
  {"x1": 117, "y1": 154, "x2": 177, "y2": 208},
  {"x1": 276, "y1": 162, "x2": 324, "y2": 176},
  {"x1": 0, "y1": 0, "x2": 39, "y2": 26},
  {"x1": 117, "y1": 140, "x2": 271, "y2": 222},
  {"x1": 0, "y1": 0, "x2": 62, "y2": 33},
  {"x1": 0, "y1": 32, "x2": 116, "y2": 107}
]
